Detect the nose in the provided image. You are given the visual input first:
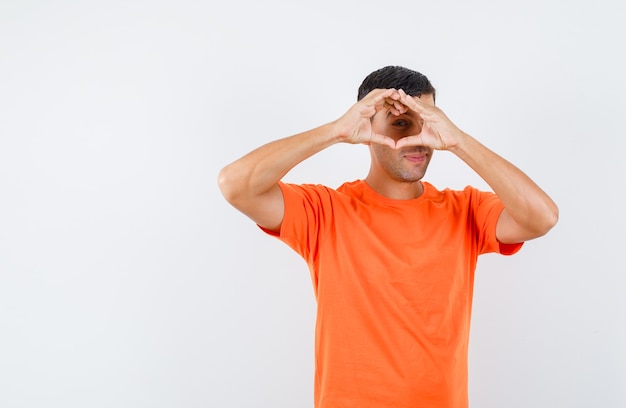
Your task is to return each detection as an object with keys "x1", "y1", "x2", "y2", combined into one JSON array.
[{"x1": 399, "y1": 143, "x2": 429, "y2": 154}]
